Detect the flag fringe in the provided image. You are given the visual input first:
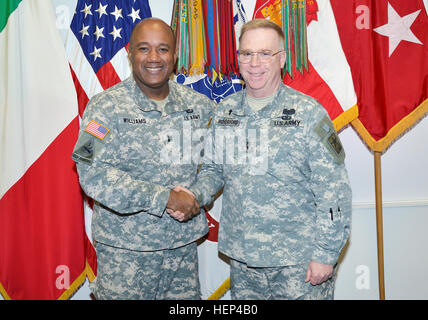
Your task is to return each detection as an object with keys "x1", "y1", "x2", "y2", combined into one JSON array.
[
  {"x1": 207, "y1": 277, "x2": 230, "y2": 300},
  {"x1": 57, "y1": 259, "x2": 97, "y2": 300},
  {"x1": 0, "y1": 281, "x2": 11, "y2": 300},
  {"x1": 351, "y1": 98, "x2": 428, "y2": 152},
  {"x1": 59, "y1": 257, "x2": 99, "y2": 300},
  {"x1": 333, "y1": 104, "x2": 359, "y2": 132},
  {"x1": 172, "y1": 0, "x2": 239, "y2": 79},
  {"x1": 85, "y1": 259, "x2": 97, "y2": 283},
  {"x1": 0, "y1": 258, "x2": 96, "y2": 300},
  {"x1": 57, "y1": 269, "x2": 87, "y2": 300}
]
